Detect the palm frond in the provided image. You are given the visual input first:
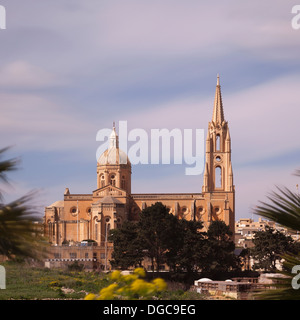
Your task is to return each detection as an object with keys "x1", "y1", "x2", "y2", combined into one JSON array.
[
  {"x1": 0, "y1": 147, "x2": 19, "y2": 183},
  {"x1": 0, "y1": 191, "x2": 46, "y2": 260},
  {"x1": 255, "y1": 253, "x2": 300, "y2": 300},
  {"x1": 254, "y1": 186, "x2": 300, "y2": 232}
]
